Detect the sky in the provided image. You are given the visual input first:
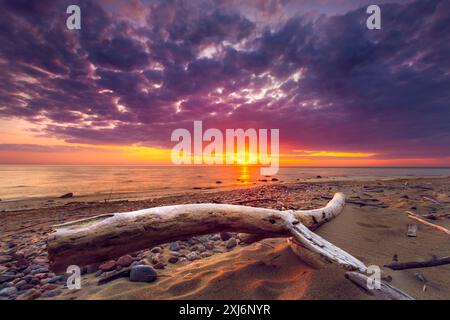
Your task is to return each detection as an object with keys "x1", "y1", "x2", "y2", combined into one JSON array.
[{"x1": 0, "y1": 0, "x2": 449, "y2": 166}]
